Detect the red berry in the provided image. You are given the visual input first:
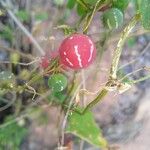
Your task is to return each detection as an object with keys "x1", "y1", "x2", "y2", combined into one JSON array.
[
  {"x1": 40, "y1": 56, "x2": 50, "y2": 69},
  {"x1": 59, "y1": 34, "x2": 96, "y2": 69}
]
